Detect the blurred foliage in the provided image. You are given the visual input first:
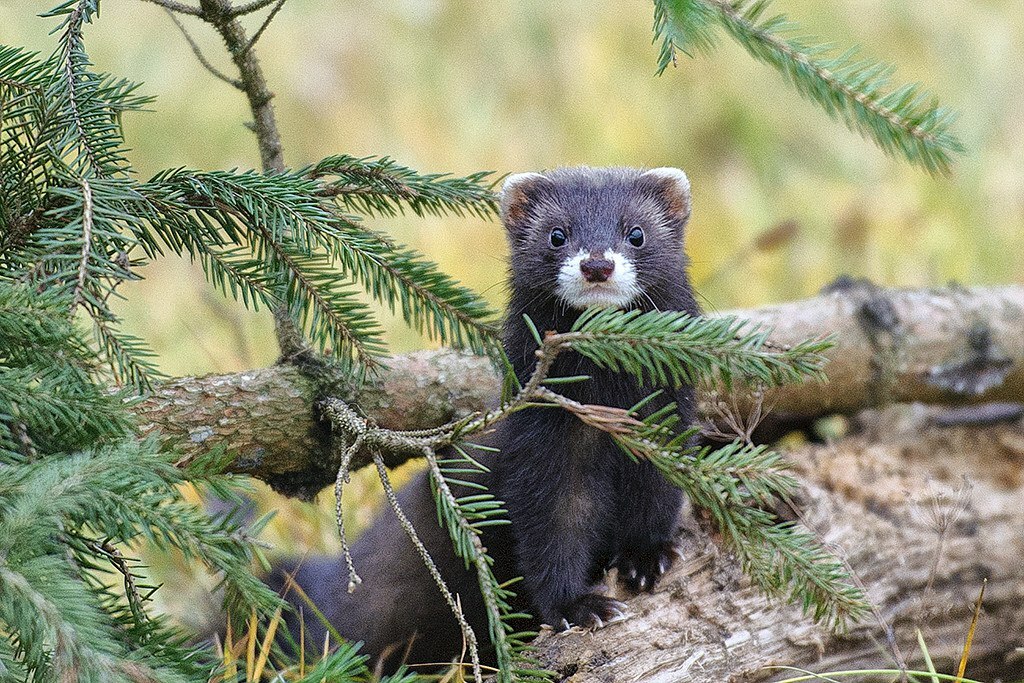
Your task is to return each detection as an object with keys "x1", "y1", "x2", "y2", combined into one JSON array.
[
  {"x1": 4, "y1": 0, "x2": 1018, "y2": 374},
  {"x1": 652, "y1": 0, "x2": 964, "y2": 174},
  {"x1": 3, "y1": 0, "x2": 1020, "y2": 636}
]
